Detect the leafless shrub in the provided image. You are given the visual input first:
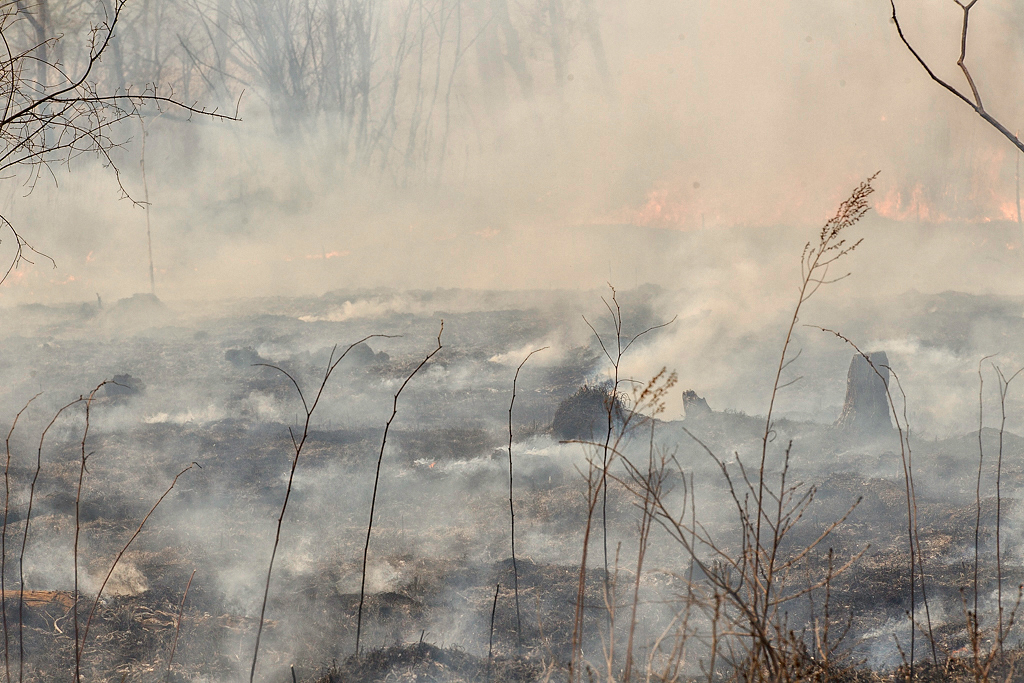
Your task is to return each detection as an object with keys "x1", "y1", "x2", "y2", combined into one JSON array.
[{"x1": 591, "y1": 176, "x2": 881, "y2": 682}]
